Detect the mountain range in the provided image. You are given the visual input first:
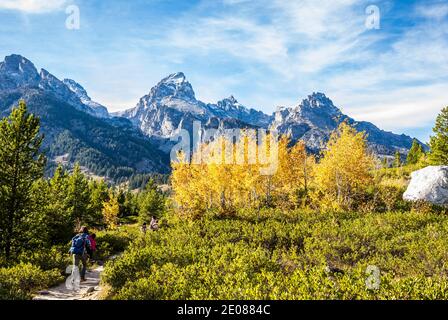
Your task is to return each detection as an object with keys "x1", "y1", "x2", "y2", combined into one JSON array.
[
  {"x1": 0, "y1": 54, "x2": 421, "y2": 181},
  {"x1": 0, "y1": 54, "x2": 169, "y2": 181},
  {"x1": 119, "y1": 71, "x2": 417, "y2": 157}
]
